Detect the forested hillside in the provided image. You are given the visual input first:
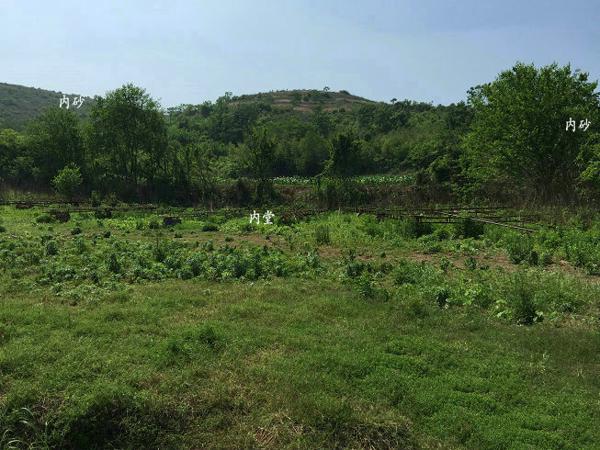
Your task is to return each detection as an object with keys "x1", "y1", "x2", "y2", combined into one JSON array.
[{"x1": 0, "y1": 82, "x2": 92, "y2": 130}]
